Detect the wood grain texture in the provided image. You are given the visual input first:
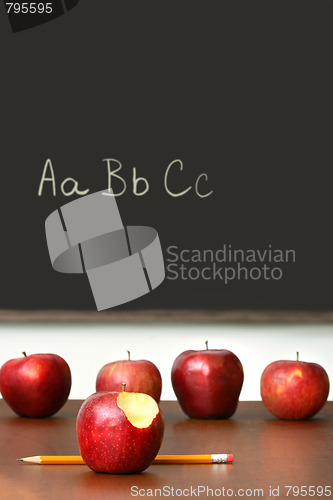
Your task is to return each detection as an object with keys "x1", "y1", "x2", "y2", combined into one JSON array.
[
  {"x1": 0, "y1": 309, "x2": 333, "y2": 323},
  {"x1": 1, "y1": 400, "x2": 332, "y2": 500}
]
